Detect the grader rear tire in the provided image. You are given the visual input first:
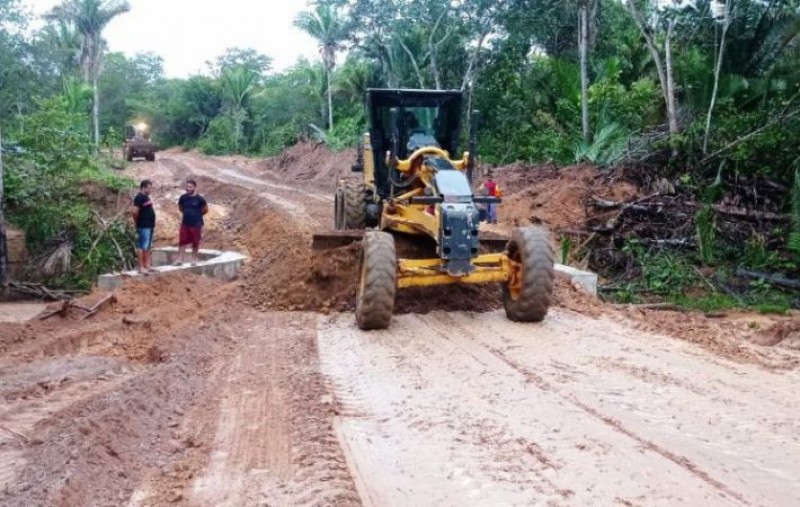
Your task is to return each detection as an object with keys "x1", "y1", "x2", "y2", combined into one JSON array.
[
  {"x1": 503, "y1": 227, "x2": 555, "y2": 322},
  {"x1": 342, "y1": 181, "x2": 366, "y2": 229},
  {"x1": 356, "y1": 231, "x2": 396, "y2": 330}
]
